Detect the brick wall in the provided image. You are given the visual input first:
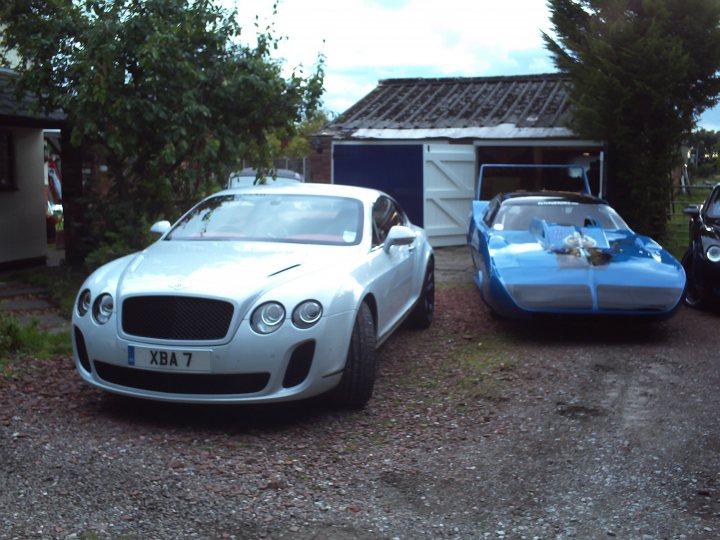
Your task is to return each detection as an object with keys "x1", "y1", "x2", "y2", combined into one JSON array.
[{"x1": 308, "y1": 136, "x2": 333, "y2": 184}]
